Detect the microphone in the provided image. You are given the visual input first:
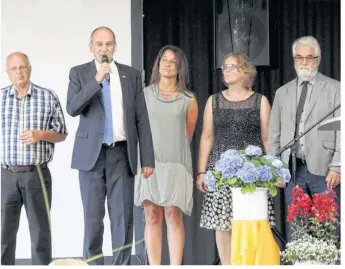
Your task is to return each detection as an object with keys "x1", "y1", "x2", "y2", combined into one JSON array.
[{"x1": 101, "y1": 55, "x2": 110, "y2": 85}]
